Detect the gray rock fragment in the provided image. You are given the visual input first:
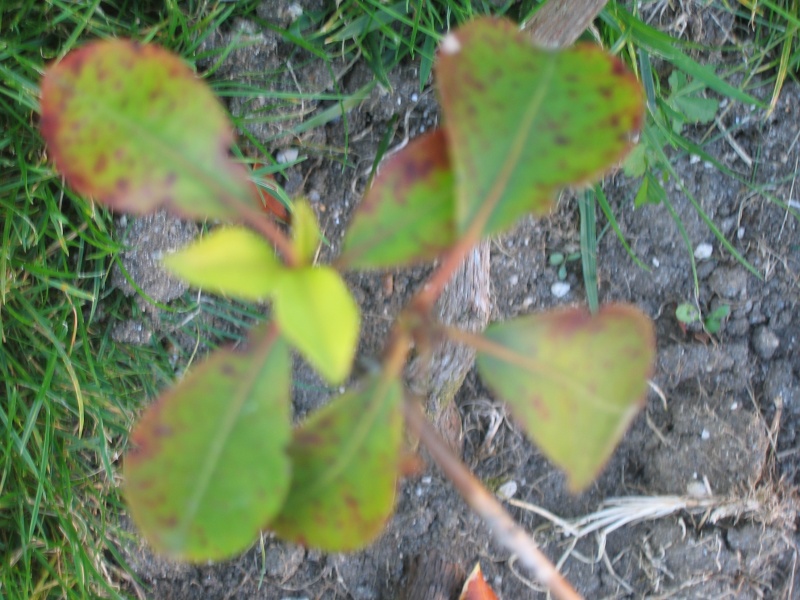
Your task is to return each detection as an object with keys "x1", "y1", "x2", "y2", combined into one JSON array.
[{"x1": 752, "y1": 326, "x2": 780, "y2": 360}]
